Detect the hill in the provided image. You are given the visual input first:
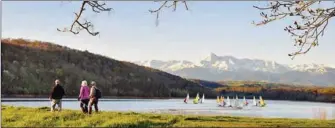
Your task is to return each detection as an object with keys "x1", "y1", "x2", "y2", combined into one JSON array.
[{"x1": 1, "y1": 38, "x2": 217, "y2": 98}]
